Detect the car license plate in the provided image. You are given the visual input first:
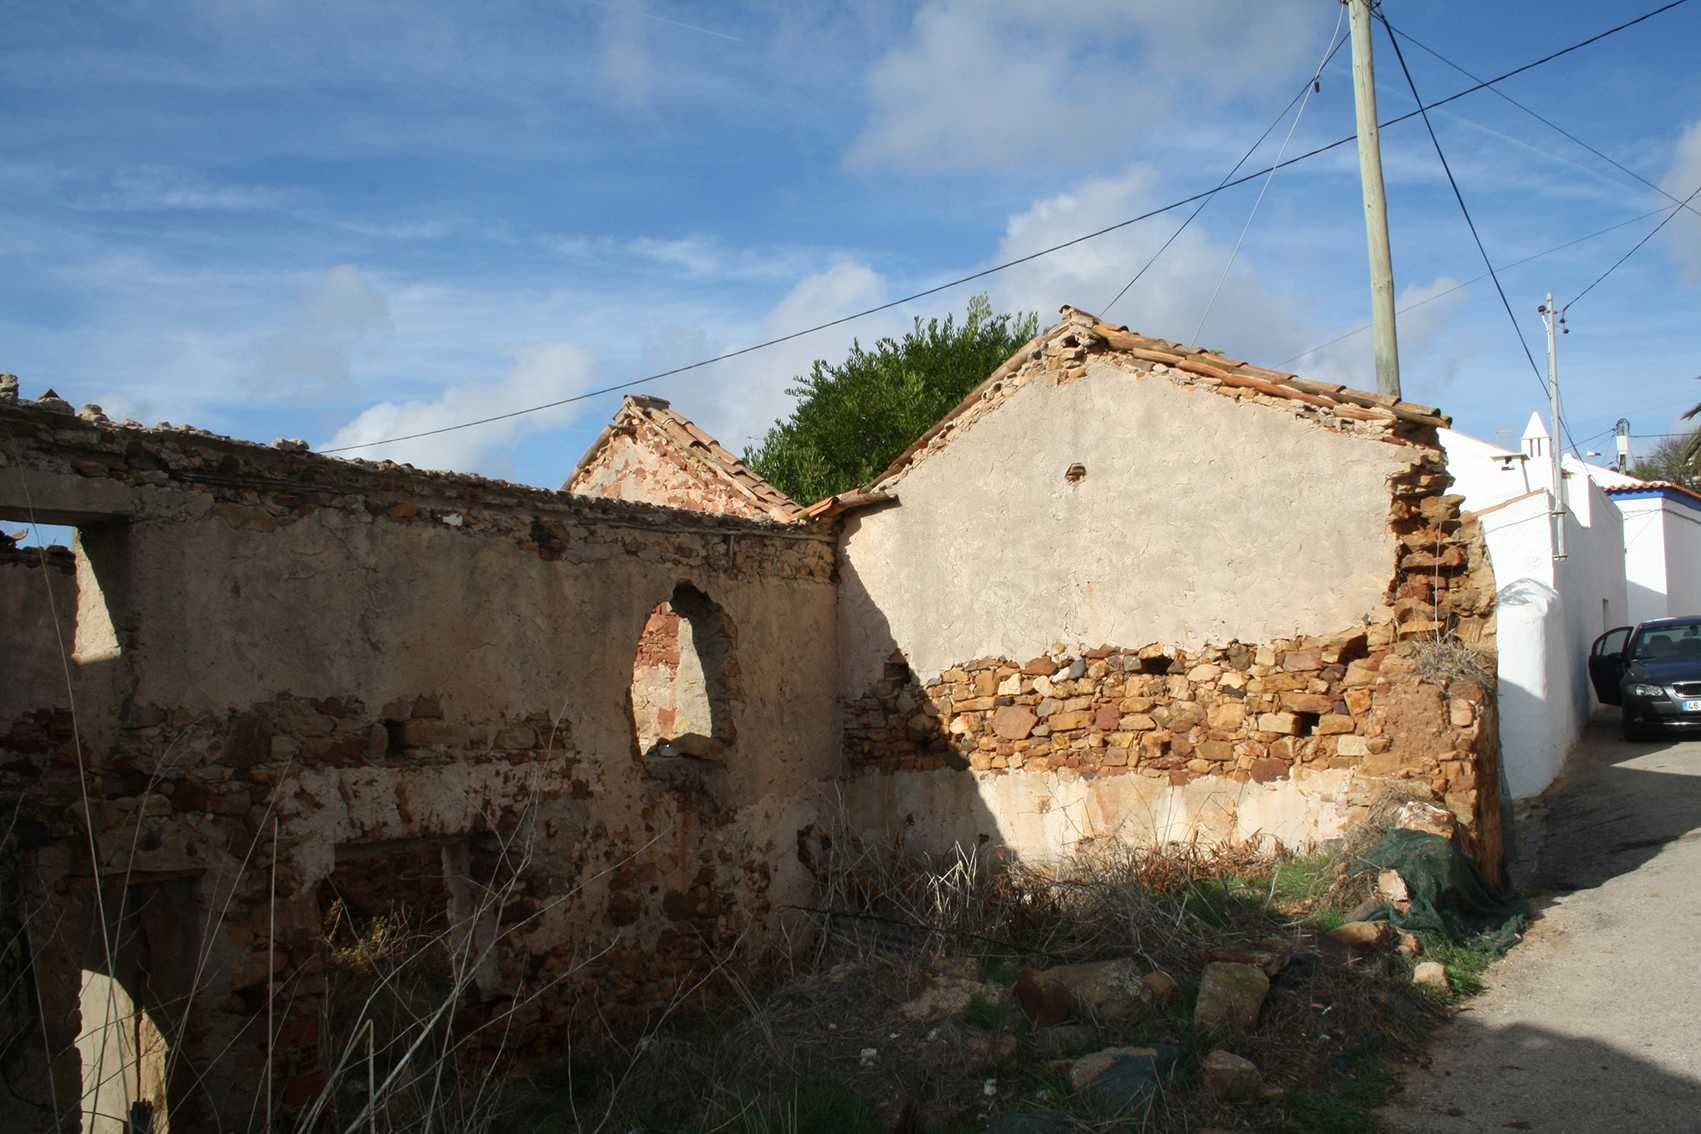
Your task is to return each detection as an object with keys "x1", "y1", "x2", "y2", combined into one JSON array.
[{"x1": 1684, "y1": 700, "x2": 1701, "y2": 713}]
